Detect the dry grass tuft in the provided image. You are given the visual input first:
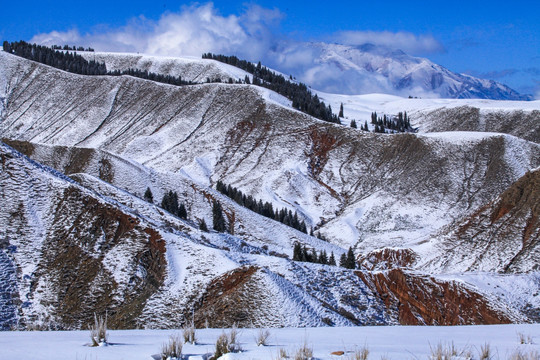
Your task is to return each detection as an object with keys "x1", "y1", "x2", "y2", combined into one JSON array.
[
  {"x1": 182, "y1": 322, "x2": 196, "y2": 344},
  {"x1": 478, "y1": 343, "x2": 492, "y2": 360},
  {"x1": 518, "y1": 333, "x2": 534, "y2": 345},
  {"x1": 348, "y1": 346, "x2": 369, "y2": 360},
  {"x1": 90, "y1": 313, "x2": 108, "y2": 347},
  {"x1": 214, "y1": 332, "x2": 230, "y2": 359},
  {"x1": 212, "y1": 326, "x2": 243, "y2": 359},
  {"x1": 509, "y1": 349, "x2": 540, "y2": 360},
  {"x1": 294, "y1": 340, "x2": 313, "y2": 360},
  {"x1": 429, "y1": 342, "x2": 471, "y2": 360},
  {"x1": 256, "y1": 328, "x2": 271, "y2": 346},
  {"x1": 161, "y1": 334, "x2": 183, "y2": 360}
]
